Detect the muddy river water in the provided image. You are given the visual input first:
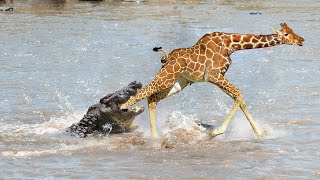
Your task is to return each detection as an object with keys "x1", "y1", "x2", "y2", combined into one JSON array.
[{"x1": 0, "y1": 0, "x2": 319, "y2": 178}]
